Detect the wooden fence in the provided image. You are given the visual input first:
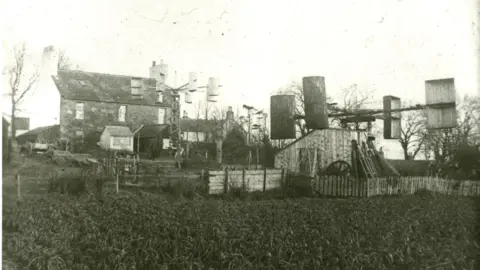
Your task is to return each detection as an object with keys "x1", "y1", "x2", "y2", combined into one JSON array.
[
  {"x1": 312, "y1": 176, "x2": 480, "y2": 197},
  {"x1": 312, "y1": 176, "x2": 369, "y2": 197},
  {"x1": 208, "y1": 168, "x2": 285, "y2": 194}
]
